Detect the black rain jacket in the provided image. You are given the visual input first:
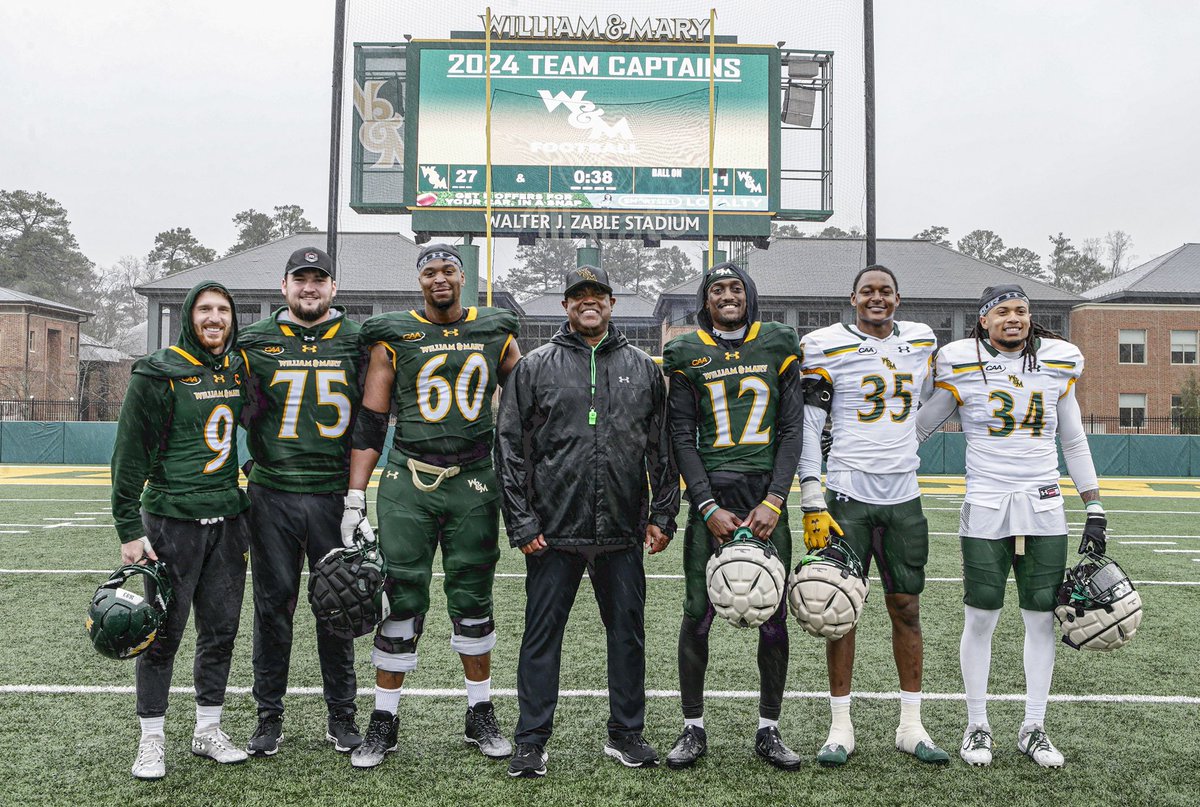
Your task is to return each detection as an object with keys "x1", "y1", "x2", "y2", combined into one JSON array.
[{"x1": 495, "y1": 322, "x2": 679, "y2": 549}]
